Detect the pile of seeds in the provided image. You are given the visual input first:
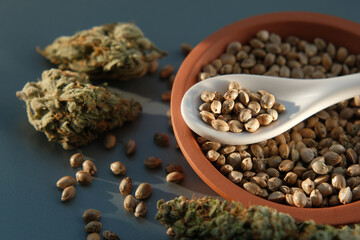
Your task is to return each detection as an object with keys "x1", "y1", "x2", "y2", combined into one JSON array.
[
  {"x1": 199, "y1": 82, "x2": 285, "y2": 133},
  {"x1": 196, "y1": 30, "x2": 360, "y2": 208},
  {"x1": 56, "y1": 153, "x2": 97, "y2": 202}
]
